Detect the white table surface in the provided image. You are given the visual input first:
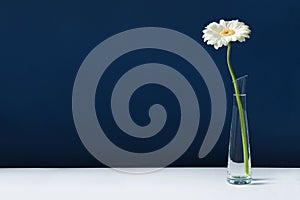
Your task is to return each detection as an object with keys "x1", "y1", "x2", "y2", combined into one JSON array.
[{"x1": 0, "y1": 168, "x2": 299, "y2": 200}]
